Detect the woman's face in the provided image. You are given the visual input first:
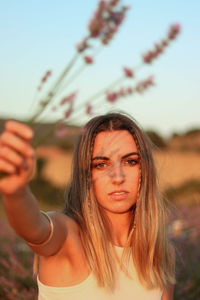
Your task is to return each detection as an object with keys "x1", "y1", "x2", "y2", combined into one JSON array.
[{"x1": 91, "y1": 130, "x2": 140, "y2": 216}]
